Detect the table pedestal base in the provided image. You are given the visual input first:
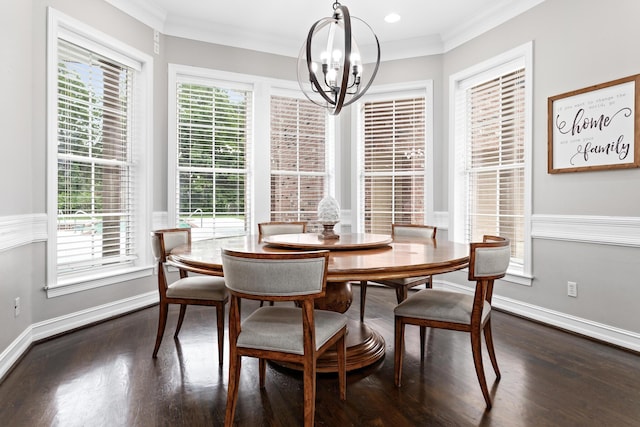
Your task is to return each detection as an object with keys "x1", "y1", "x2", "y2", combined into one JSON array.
[
  {"x1": 275, "y1": 319, "x2": 385, "y2": 373},
  {"x1": 322, "y1": 319, "x2": 386, "y2": 372},
  {"x1": 279, "y1": 280, "x2": 386, "y2": 373}
]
